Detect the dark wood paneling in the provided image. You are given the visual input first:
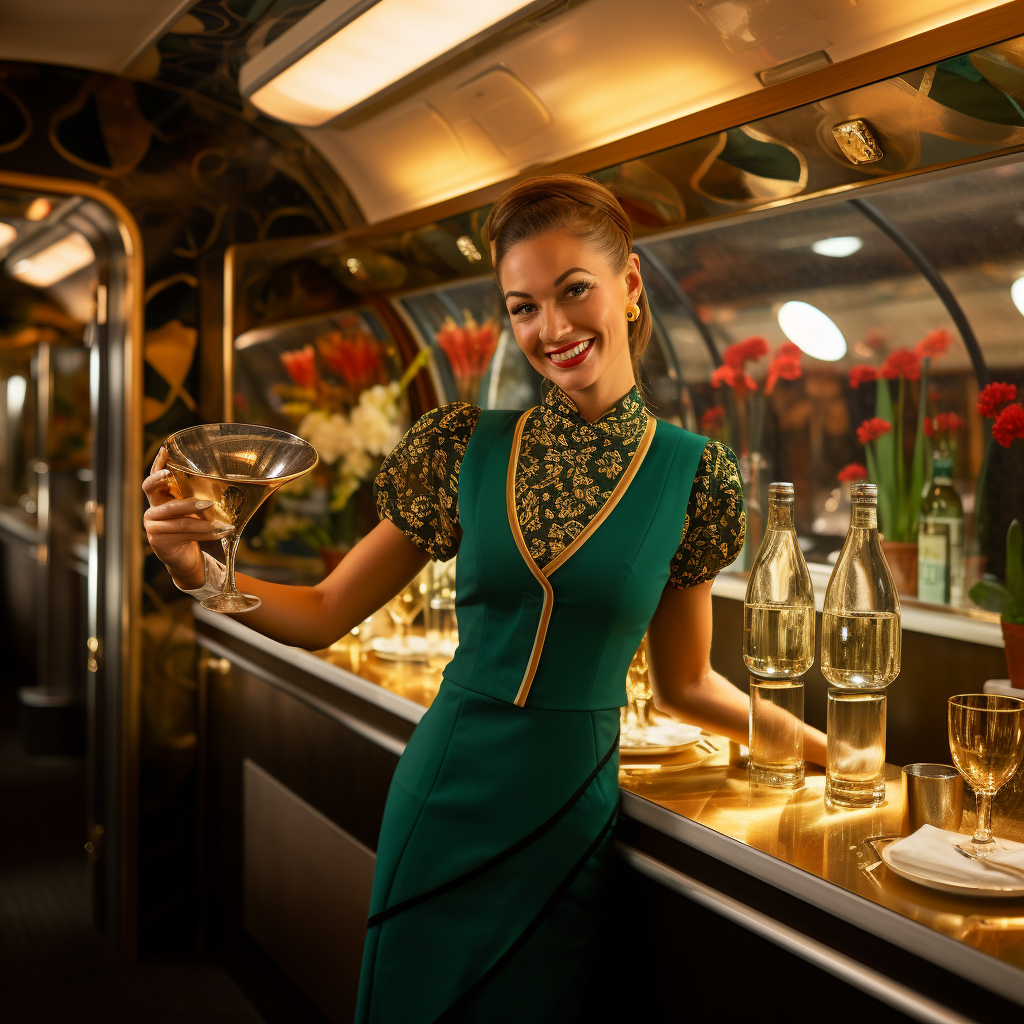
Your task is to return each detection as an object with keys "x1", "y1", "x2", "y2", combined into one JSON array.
[
  {"x1": 199, "y1": 624, "x2": 412, "y2": 1024},
  {"x1": 615, "y1": 818, "x2": 1022, "y2": 1023},
  {"x1": 711, "y1": 596, "x2": 1009, "y2": 767}
]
